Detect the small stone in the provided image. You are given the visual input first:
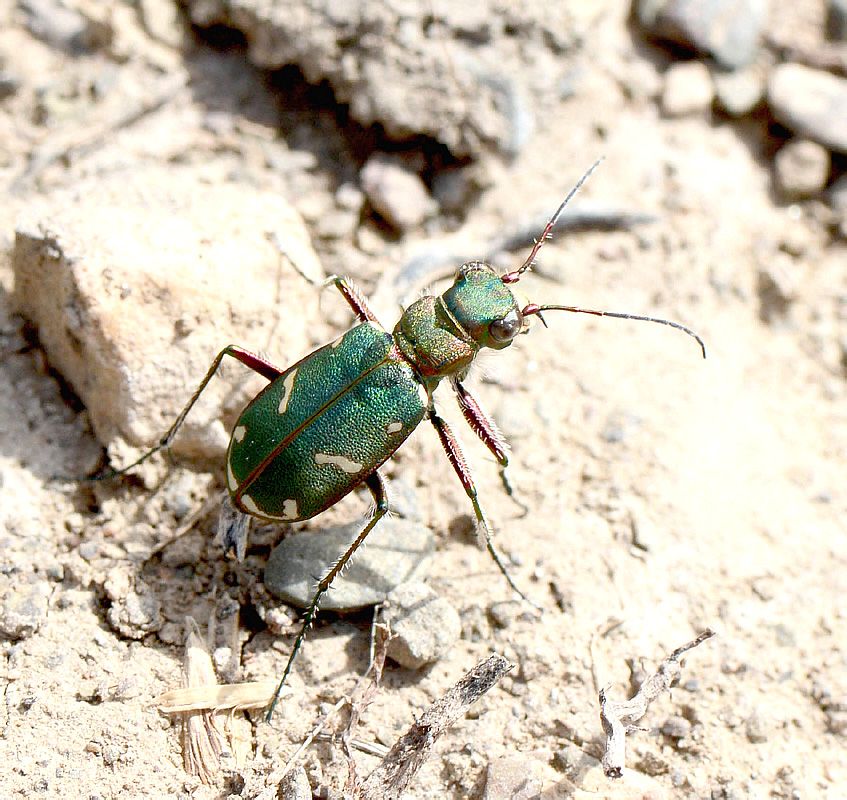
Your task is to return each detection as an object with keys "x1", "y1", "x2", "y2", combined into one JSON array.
[
  {"x1": 635, "y1": 0, "x2": 766, "y2": 69},
  {"x1": 745, "y1": 707, "x2": 768, "y2": 743},
  {"x1": 383, "y1": 582, "x2": 461, "y2": 669},
  {"x1": 0, "y1": 580, "x2": 50, "y2": 640},
  {"x1": 488, "y1": 600, "x2": 521, "y2": 629},
  {"x1": 360, "y1": 156, "x2": 437, "y2": 232},
  {"x1": 662, "y1": 715, "x2": 693, "y2": 739},
  {"x1": 101, "y1": 744, "x2": 121, "y2": 766},
  {"x1": 277, "y1": 766, "x2": 312, "y2": 800},
  {"x1": 264, "y1": 517, "x2": 434, "y2": 611},
  {"x1": 138, "y1": 0, "x2": 184, "y2": 48},
  {"x1": 335, "y1": 182, "x2": 365, "y2": 212},
  {"x1": 713, "y1": 66, "x2": 764, "y2": 116},
  {"x1": 106, "y1": 586, "x2": 163, "y2": 638},
  {"x1": 483, "y1": 755, "x2": 546, "y2": 800},
  {"x1": 552, "y1": 743, "x2": 581, "y2": 773},
  {"x1": 773, "y1": 139, "x2": 830, "y2": 199},
  {"x1": 77, "y1": 542, "x2": 99, "y2": 561},
  {"x1": 103, "y1": 567, "x2": 132, "y2": 602},
  {"x1": 20, "y1": 0, "x2": 112, "y2": 53},
  {"x1": 757, "y1": 257, "x2": 799, "y2": 322},
  {"x1": 636, "y1": 749, "x2": 669, "y2": 776},
  {"x1": 768, "y1": 64, "x2": 847, "y2": 153},
  {"x1": 661, "y1": 61, "x2": 714, "y2": 117}
]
